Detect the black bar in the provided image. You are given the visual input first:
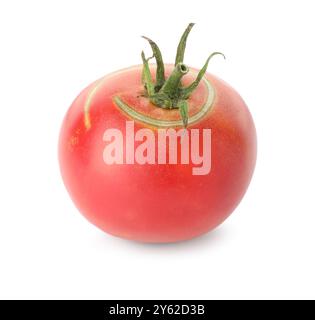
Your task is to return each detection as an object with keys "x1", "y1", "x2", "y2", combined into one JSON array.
[{"x1": 0, "y1": 300, "x2": 312, "y2": 319}]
